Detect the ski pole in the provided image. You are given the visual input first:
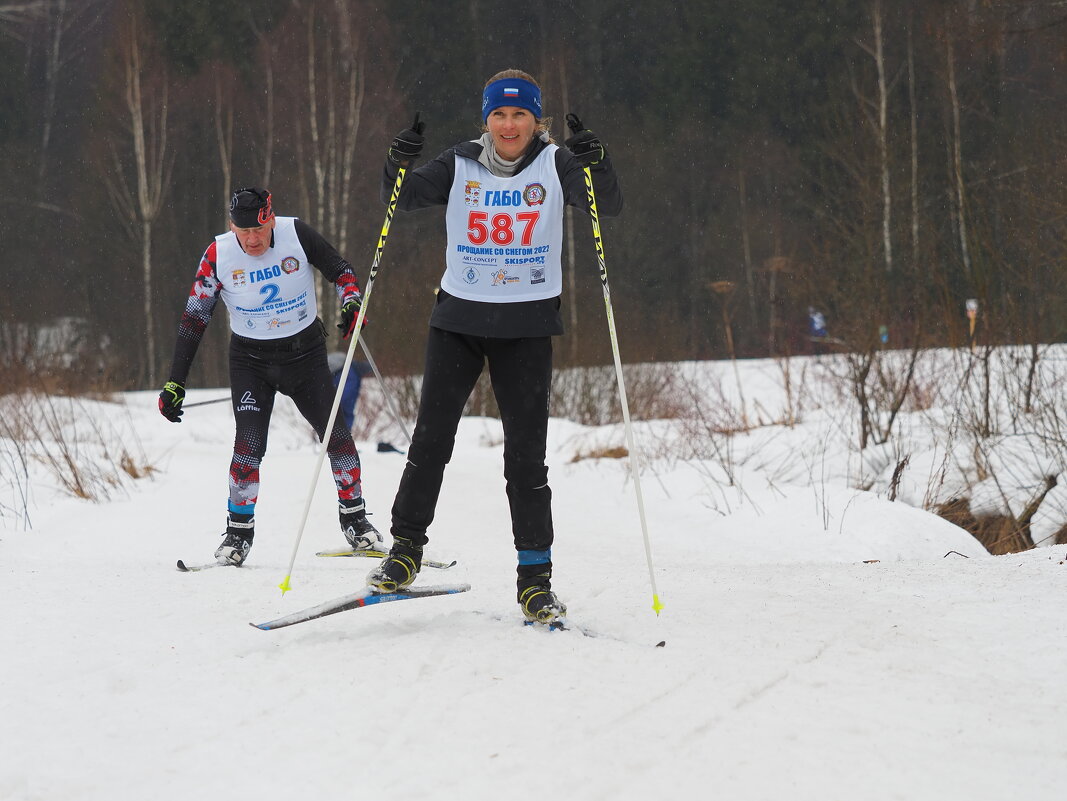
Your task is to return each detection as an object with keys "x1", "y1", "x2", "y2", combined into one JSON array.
[
  {"x1": 566, "y1": 112, "x2": 663, "y2": 616},
  {"x1": 278, "y1": 117, "x2": 417, "y2": 595},
  {"x1": 359, "y1": 336, "x2": 412, "y2": 445},
  {"x1": 183, "y1": 396, "x2": 231, "y2": 409}
]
